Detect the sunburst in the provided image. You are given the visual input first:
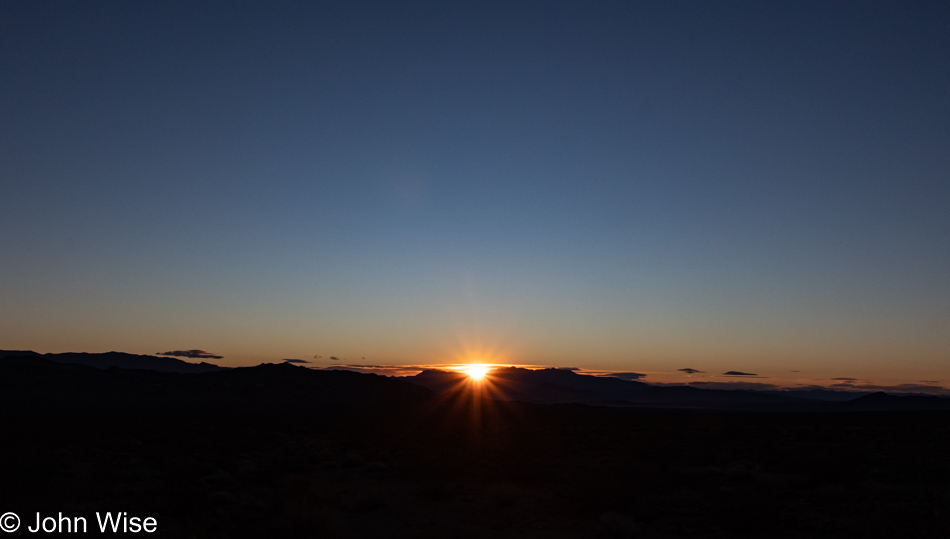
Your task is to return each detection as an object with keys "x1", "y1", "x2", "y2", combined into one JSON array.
[{"x1": 463, "y1": 363, "x2": 490, "y2": 381}]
